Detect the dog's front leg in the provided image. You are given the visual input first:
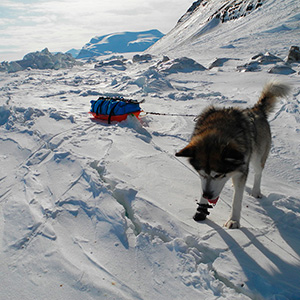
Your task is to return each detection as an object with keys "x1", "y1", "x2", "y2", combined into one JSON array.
[
  {"x1": 224, "y1": 173, "x2": 247, "y2": 229},
  {"x1": 252, "y1": 171, "x2": 262, "y2": 198},
  {"x1": 193, "y1": 196, "x2": 210, "y2": 221}
]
